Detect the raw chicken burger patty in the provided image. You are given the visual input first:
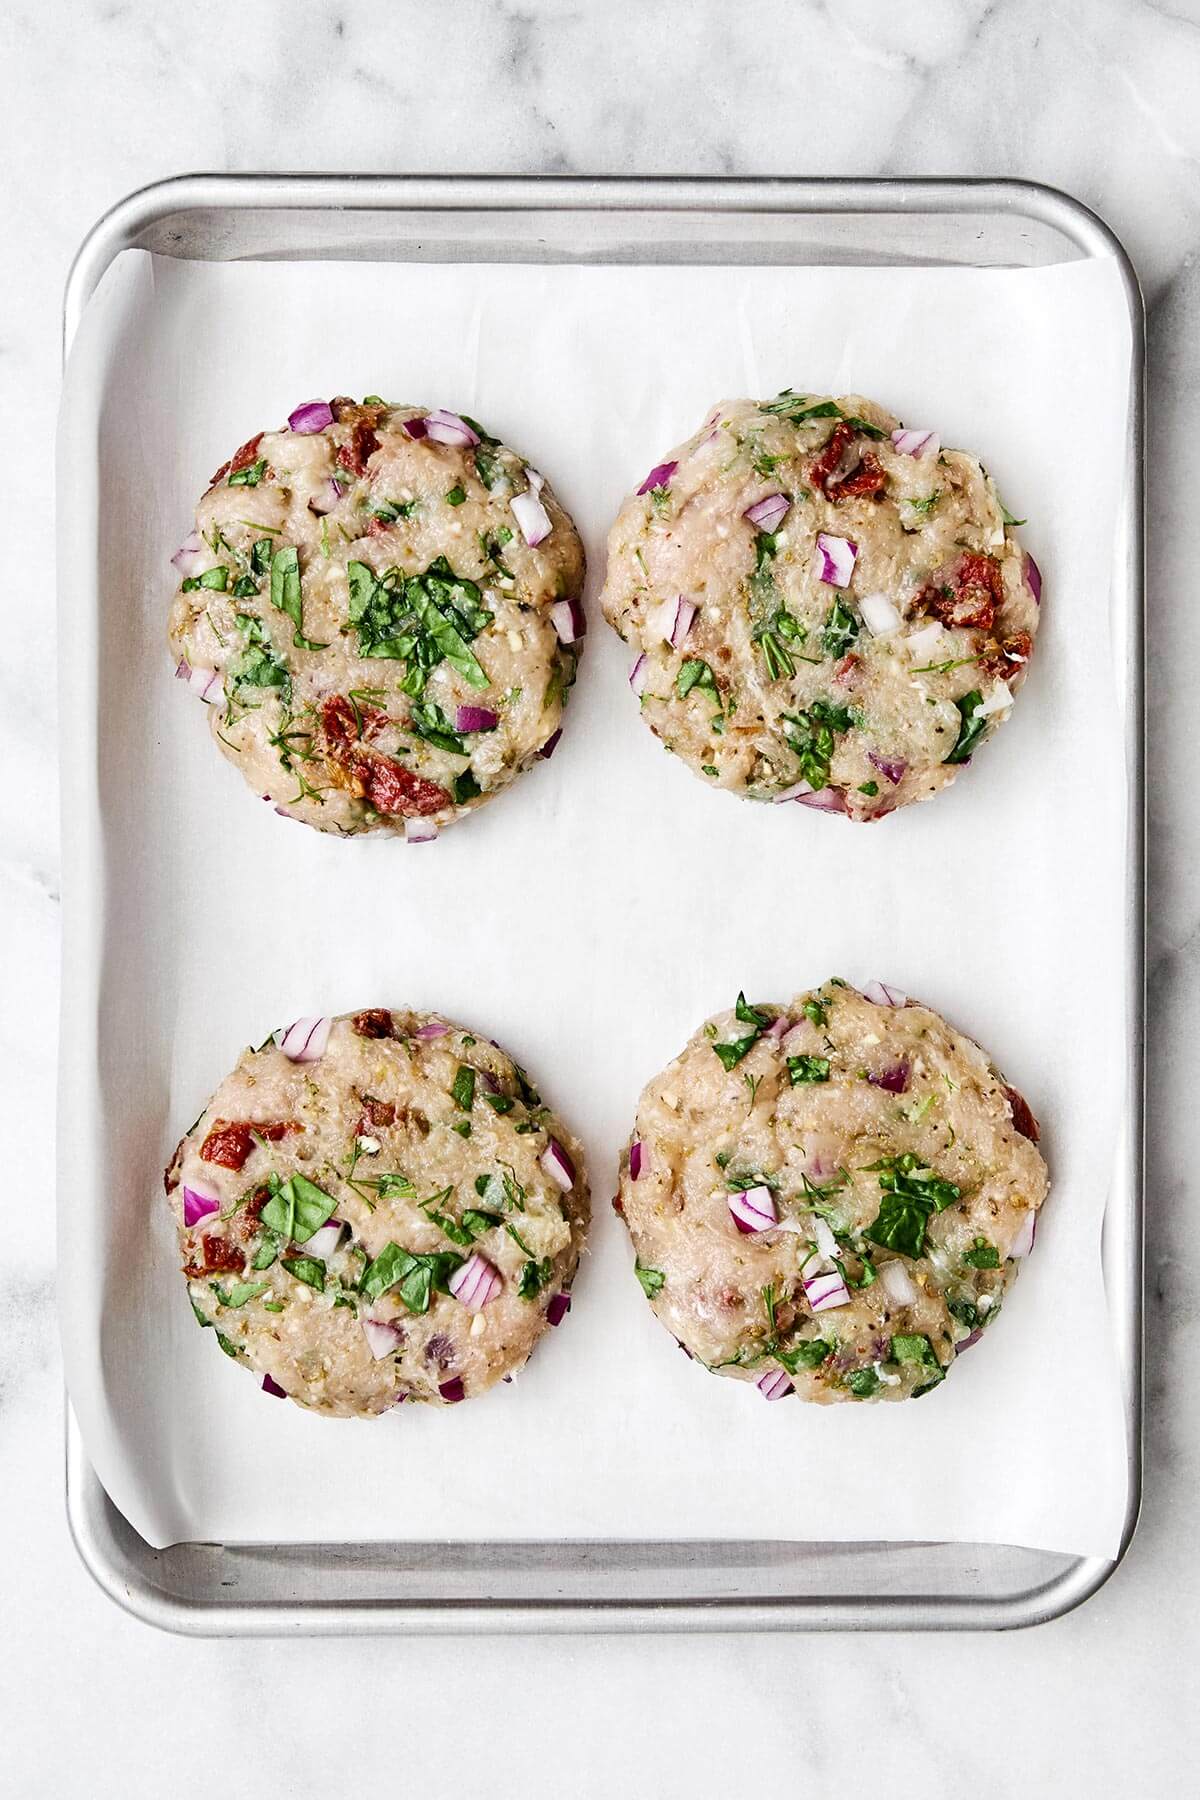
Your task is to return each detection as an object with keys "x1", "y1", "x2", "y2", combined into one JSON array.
[
  {"x1": 600, "y1": 393, "x2": 1042, "y2": 820},
  {"x1": 616, "y1": 980, "x2": 1048, "y2": 1402},
  {"x1": 168, "y1": 397, "x2": 586, "y2": 839},
  {"x1": 166, "y1": 1008, "x2": 589, "y2": 1414}
]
